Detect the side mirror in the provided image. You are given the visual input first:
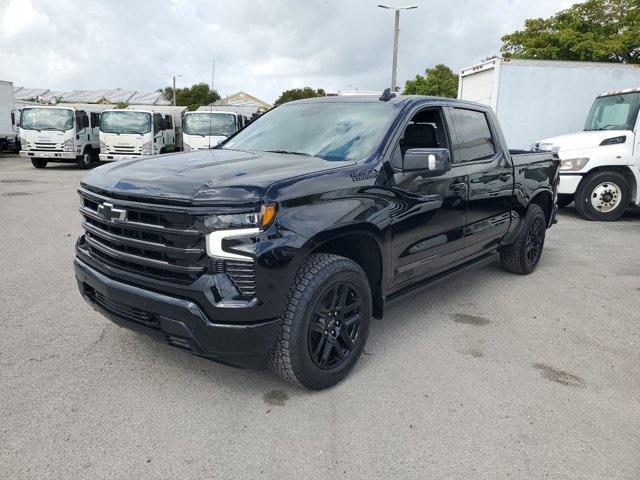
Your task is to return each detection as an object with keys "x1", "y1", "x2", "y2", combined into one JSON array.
[{"x1": 402, "y1": 148, "x2": 451, "y2": 176}]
